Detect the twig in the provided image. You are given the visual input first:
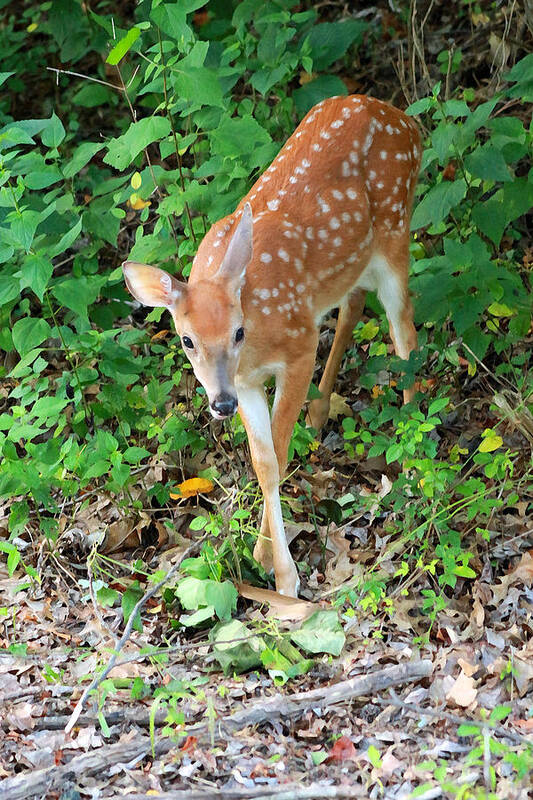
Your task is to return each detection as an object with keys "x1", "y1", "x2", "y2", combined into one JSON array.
[
  {"x1": 47, "y1": 66, "x2": 123, "y2": 91},
  {"x1": 122, "y1": 787, "x2": 366, "y2": 800},
  {"x1": 64, "y1": 533, "x2": 209, "y2": 734},
  {"x1": 378, "y1": 690, "x2": 533, "y2": 748}
]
